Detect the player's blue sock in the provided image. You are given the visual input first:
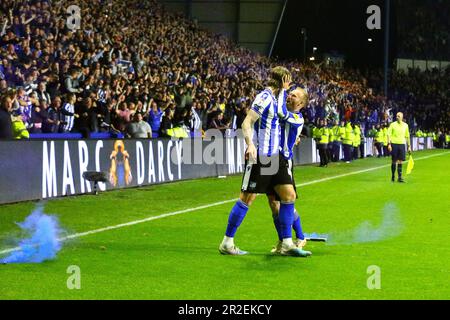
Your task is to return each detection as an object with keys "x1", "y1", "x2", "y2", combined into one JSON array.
[
  {"x1": 272, "y1": 214, "x2": 282, "y2": 241},
  {"x1": 279, "y1": 201, "x2": 295, "y2": 239},
  {"x1": 293, "y1": 210, "x2": 304, "y2": 240},
  {"x1": 225, "y1": 199, "x2": 249, "y2": 237}
]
